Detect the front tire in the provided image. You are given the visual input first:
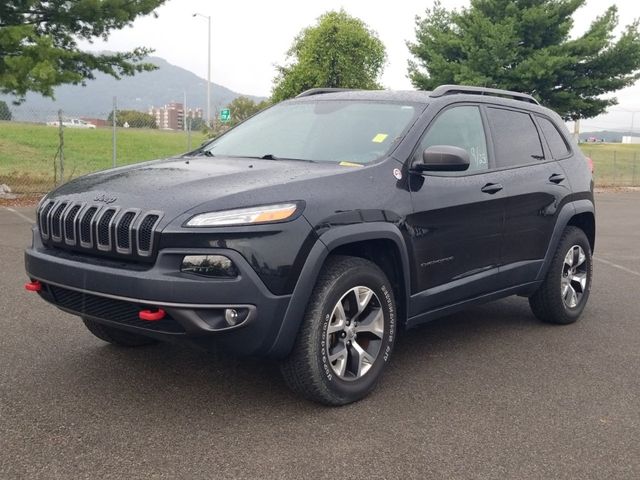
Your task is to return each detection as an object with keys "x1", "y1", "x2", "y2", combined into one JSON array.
[
  {"x1": 82, "y1": 318, "x2": 157, "y2": 347},
  {"x1": 529, "y1": 226, "x2": 593, "y2": 324},
  {"x1": 280, "y1": 256, "x2": 397, "y2": 405}
]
